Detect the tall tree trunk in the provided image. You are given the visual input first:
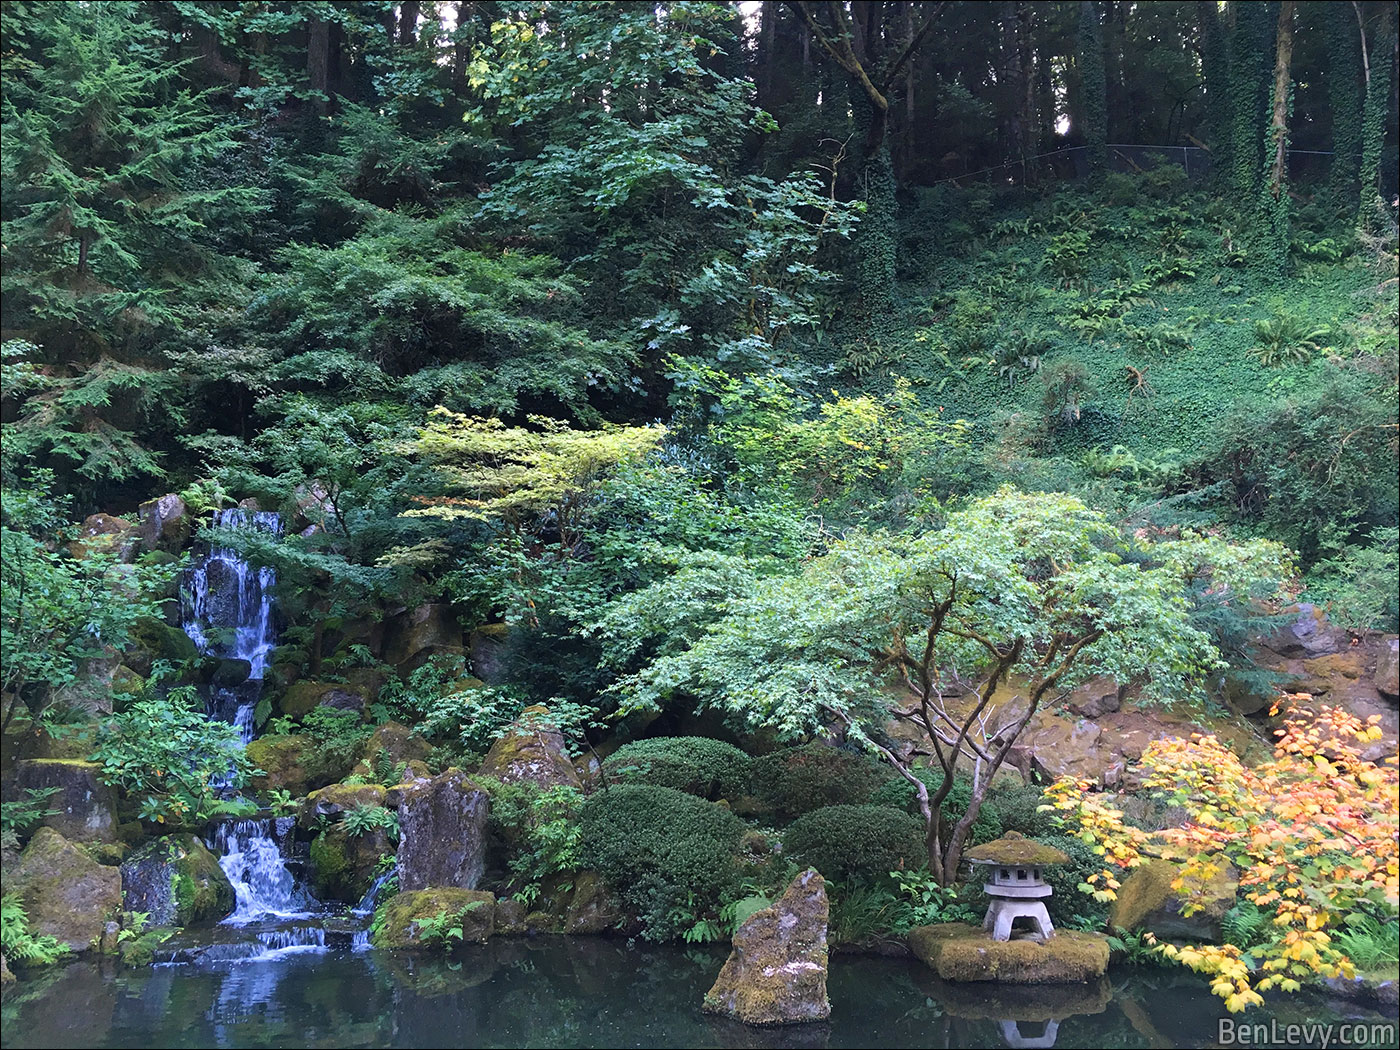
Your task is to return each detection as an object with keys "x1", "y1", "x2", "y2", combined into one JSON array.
[
  {"x1": 307, "y1": 14, "x2": 329, "y2": 115},
  {"x1": 1229, "y1": 0, "x2": 1275, "y2": 197},
  {"x1": 399, "y1": 1, "x2": 420, "y2": 46},
  {"x1": 1357, "y1": 5, "x2": 1396, "y2": 230},
  {"x1": 1078, "y1": 0, "x2": 1107, "y2": 176},
  {"x1": 1326, "y1": 3, "x2": 1362, "y2": 195},
  {"x1": 1198, "y1": 0, "x2": 1230, "y2": 178},
  {"x1": 1265, "y1": 1, "x2": 1294, "y2": 202},
  {"x1": 757, "y1": 1, "x2": 778, "y2": 112},
  {"x1": 1258, "y1": 1, "x2": 1294, "y2": 279}
]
